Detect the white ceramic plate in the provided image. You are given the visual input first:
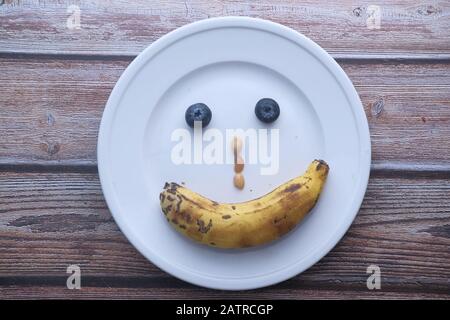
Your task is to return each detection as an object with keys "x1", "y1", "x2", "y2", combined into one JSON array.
[{"x1": 98, "y1": 17, "x2": 371, "y2": 290}]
